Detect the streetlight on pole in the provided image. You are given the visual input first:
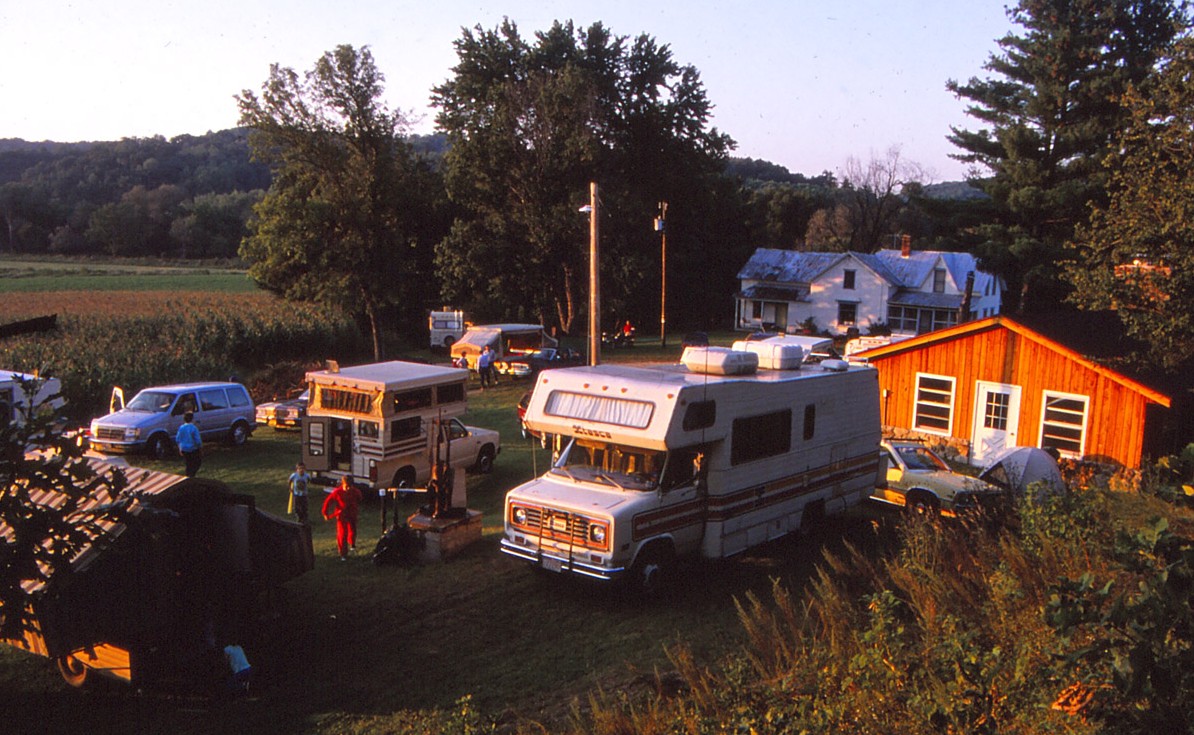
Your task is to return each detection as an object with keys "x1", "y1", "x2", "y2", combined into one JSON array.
[
  {"x1": 655, "y1": 201, "x2": 668, "y2": 348},
  {"x1": 579, "y1": 182, "x2": 600, "y2": 366}
]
